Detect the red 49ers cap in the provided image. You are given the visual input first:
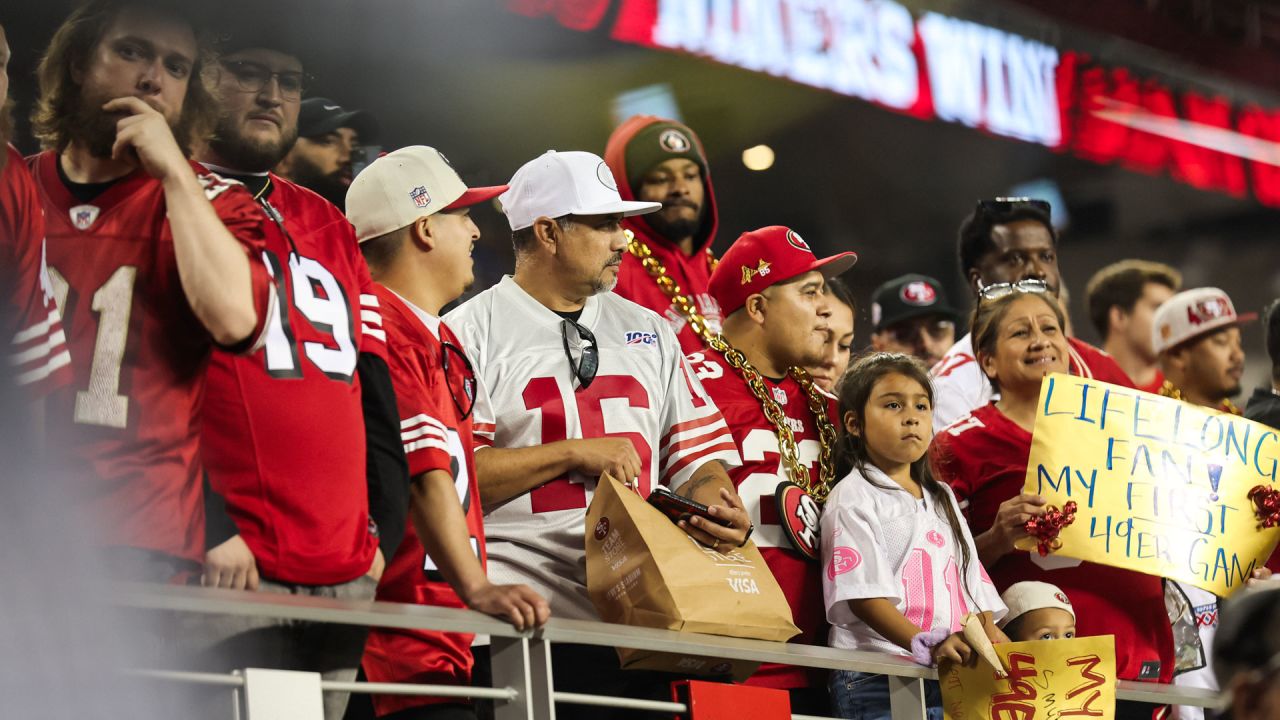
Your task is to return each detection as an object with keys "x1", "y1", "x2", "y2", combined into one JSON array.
[{"x1": 708, "y1": 226, "x2": 857, "y2": 316}]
